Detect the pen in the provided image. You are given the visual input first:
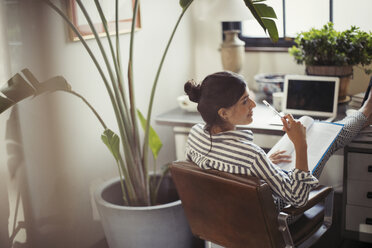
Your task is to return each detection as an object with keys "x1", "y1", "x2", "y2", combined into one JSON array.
[{"x1": 262, "y1": 100, "x2": 284, "y2": 118}]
